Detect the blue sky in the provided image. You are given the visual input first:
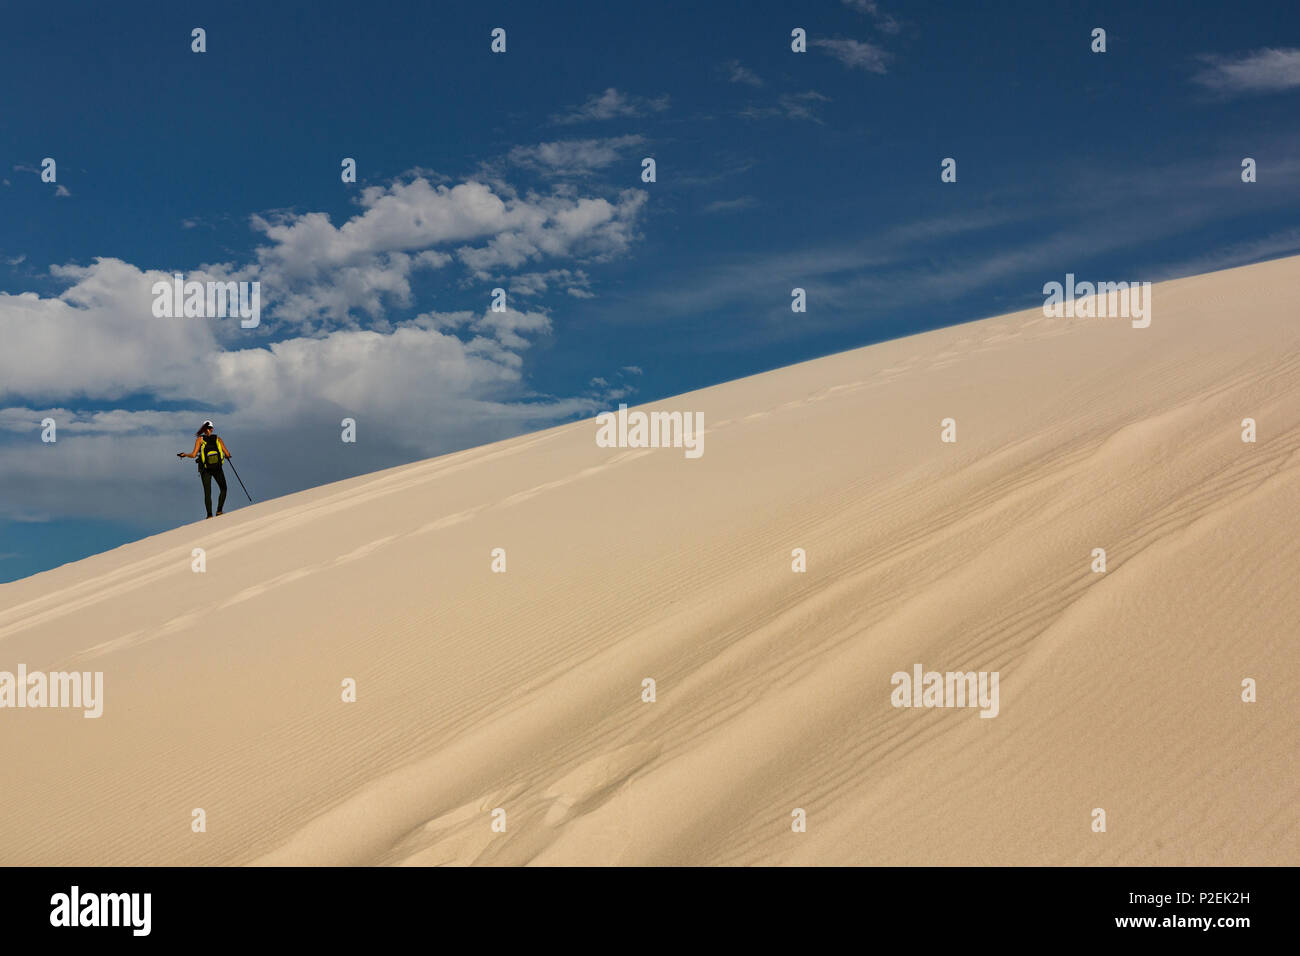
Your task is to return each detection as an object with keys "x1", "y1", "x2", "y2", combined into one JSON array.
[{"x1": 2, "y1": 0, "x2": 1299, "y2": 582}]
